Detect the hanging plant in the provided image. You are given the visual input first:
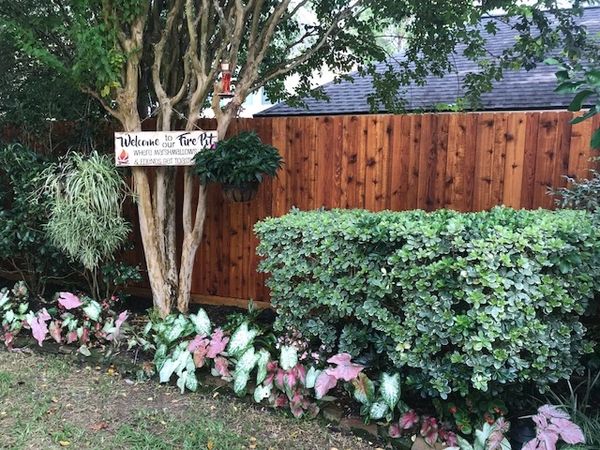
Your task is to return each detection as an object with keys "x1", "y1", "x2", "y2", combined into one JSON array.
[{"x1": 192, "y1": 131, "x2": 283, "y2": 202}]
